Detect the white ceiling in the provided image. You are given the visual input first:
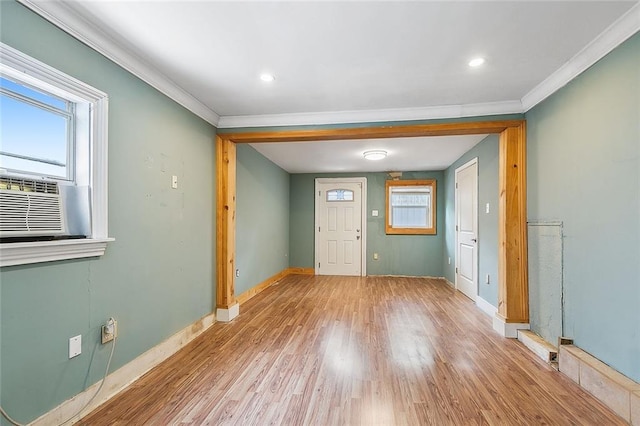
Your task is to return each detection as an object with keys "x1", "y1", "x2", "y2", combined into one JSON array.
[
  {"x1": 251, "y1": 135, "x2": 489, "y2": 173},
  {"x1": 22, "y1": 0, "x2": 639, "y2": 173}
]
